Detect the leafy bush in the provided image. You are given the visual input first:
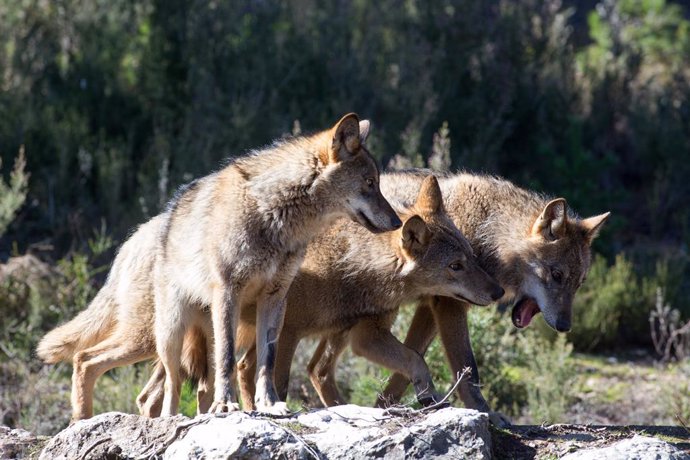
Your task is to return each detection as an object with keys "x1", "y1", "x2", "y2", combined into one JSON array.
[
  {"x1": 568, "y1": 254, "x2": 643, "y2": 351},
  {"x1": 468, "y1": 308, "x2": 576, "y2": 423},
  {"x1": 0, "y1": 147, "x2": 29, "y2": 238},
  {"x1": 663, "y1": 360, "x2": 690, "y2": 424},
  {"x1": 567, "y1": 252, "x2": 687, "y2": 352}
]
